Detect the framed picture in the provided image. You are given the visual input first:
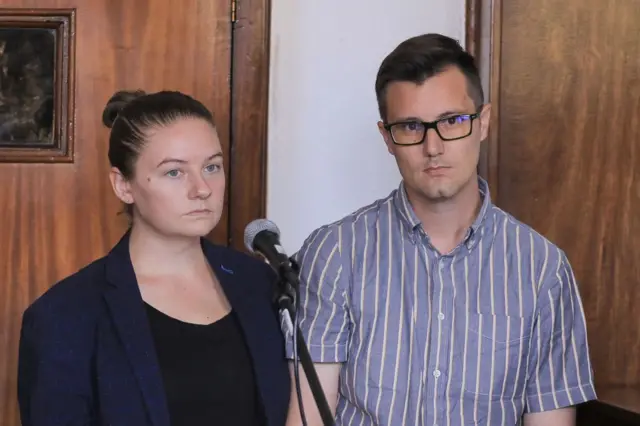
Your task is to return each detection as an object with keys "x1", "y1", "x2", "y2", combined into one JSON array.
[{"x1": 0, "y1": 9, "x2": 75, "y2": 163}]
